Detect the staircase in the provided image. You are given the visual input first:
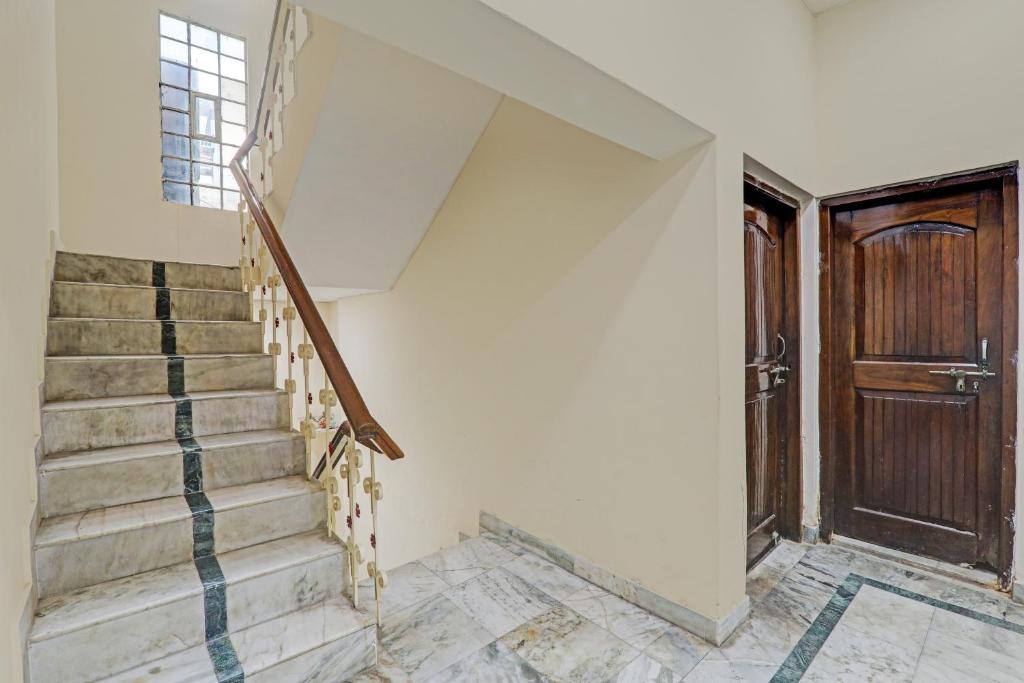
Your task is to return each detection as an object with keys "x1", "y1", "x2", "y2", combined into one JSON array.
[{"x1": 28, "y1": 251, "x2": 376, "y2": 682}]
